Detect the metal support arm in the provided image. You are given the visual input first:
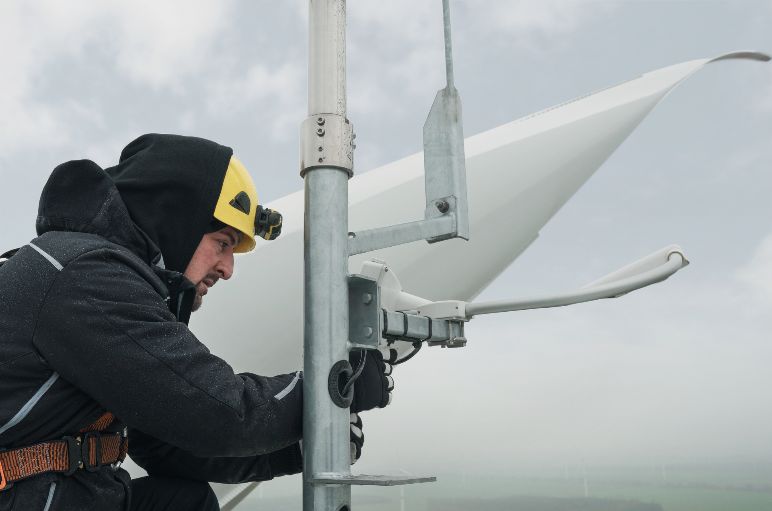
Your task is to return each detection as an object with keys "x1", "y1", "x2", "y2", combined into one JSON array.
[
  {"x1": 348, "y1": 216, "x2": 454, "y2": 256},
  {"x1": 382, "y1": 310, "x2": 467, "y2": 348},
  {"x1": 349, "y1": 246, "x2": 689, "y2": 354},
  {"x1": 310, "y1": 474, "x2": 437, "y2": 486},
  {"x1": 346, "y1": 0, "x2": 468, "y2": 257},
  {"x1": 465, "y1": 246, "x2": 688, "y2": 318}
]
